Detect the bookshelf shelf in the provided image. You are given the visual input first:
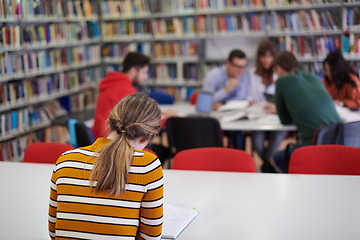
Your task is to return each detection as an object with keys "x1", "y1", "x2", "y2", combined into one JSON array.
[
  {"x1": 146, "y1": 80, "x2": 203, "y2": 87},
  {"x1": 268, "y1": 30, "x2": 343, "y2": 37},
  {"x1": 0, "y1": 121, "x2": 53, "y2": 142},
  {"x1": 0, "y1": 62, "x2": 101, "y2": 83},
  {"x1": 296, "y1": 56, "x2": 326, "y2": 62},
  {"x1": 343, "y1": 2, "x2": 360, "y2": 7},
  {"x1": 152, "y1": 57, "x2": 199, "y2": 63},
  {"x1": 266, "y1": 3, "x2": 342, "y2": 10},
  {"x1": 0, "y1": 83, "x2": 97, "y2": 113}
]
